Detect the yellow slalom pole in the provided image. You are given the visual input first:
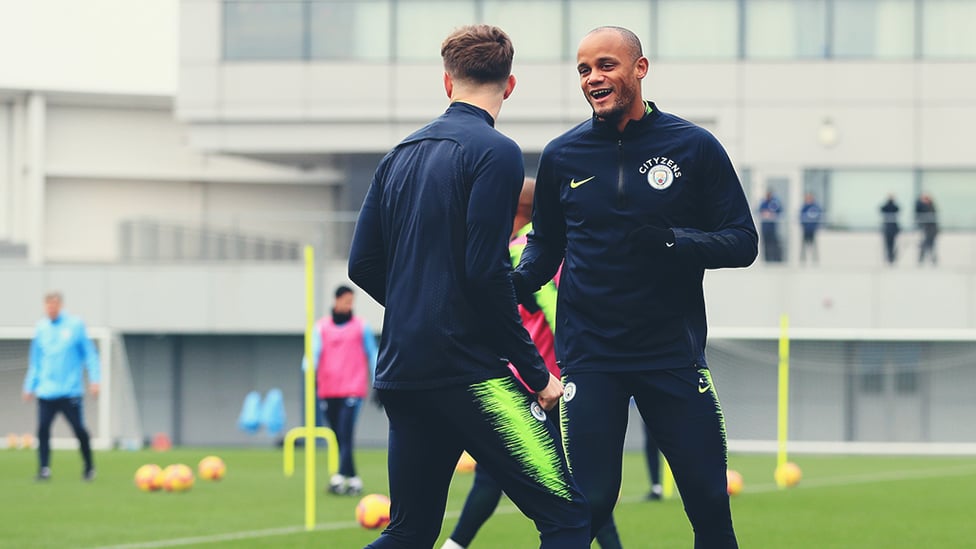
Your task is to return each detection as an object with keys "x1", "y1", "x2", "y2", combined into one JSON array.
[
  {"x1": 776, "y1": 314, "x2": 790, "y2": 484},
  {"x1": 303, "y1": 245, "x2": 316, "y2": 530}
]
